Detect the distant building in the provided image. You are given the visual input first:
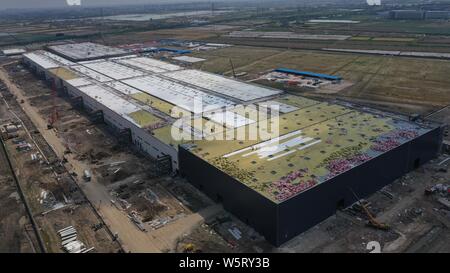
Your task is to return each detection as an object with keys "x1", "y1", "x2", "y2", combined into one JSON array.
[
  {"x1": 388, "y1": 10, "x2": 450, "y2": 20},
  {"x1": 425, "y1": 11, "x2": 450, "y2": 20},
  {"x1": 2, "y1": 48, "x2": 26, "y2": 56},
  {"x1": 389, "y1": 10, "x2": 425, "y2": 20}
]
